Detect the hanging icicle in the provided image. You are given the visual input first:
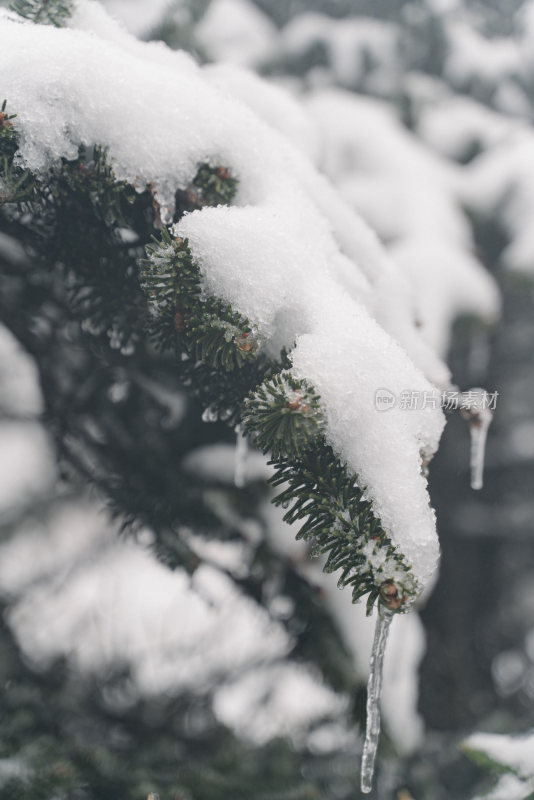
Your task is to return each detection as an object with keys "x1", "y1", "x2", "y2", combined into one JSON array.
[
  {"x1": 468, "y1": 409, "x2": 492, "y2": 490},
  {"x1": 360, "y1": 607, "x2": 394, "y2": 794},
  {"x1": 460, "y1": 388, "x2": 495, "y2": 491},
  {"x1": 234, "y1": 424, "x2": 248, "y2": 488}
]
